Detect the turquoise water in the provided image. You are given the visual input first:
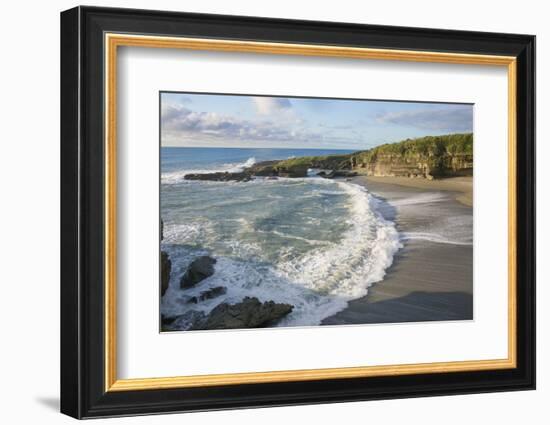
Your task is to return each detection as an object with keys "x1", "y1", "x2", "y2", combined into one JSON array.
[{"x1": 160, "y1": 147, "x2": 401, "y2": 328}]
